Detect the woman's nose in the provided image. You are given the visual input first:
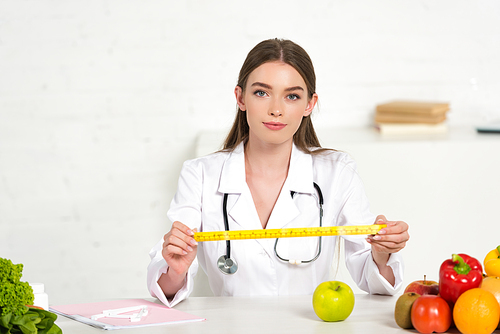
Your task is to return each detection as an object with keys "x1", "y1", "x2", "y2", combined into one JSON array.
[{"x1": 269, "y1": 98, "x2": 283, "y2": 117}]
